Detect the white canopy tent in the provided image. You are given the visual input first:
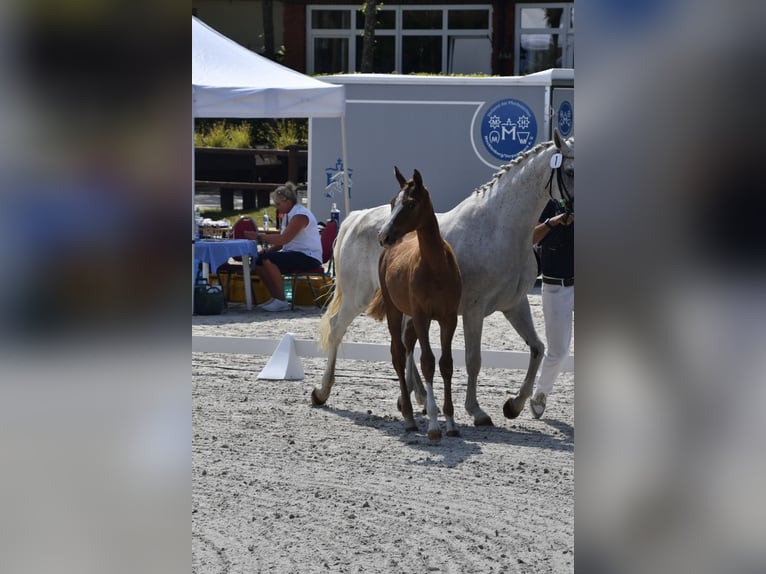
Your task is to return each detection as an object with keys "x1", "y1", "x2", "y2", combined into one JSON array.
[
  {"x1": 192, "y1": 16, "x2": 349, "y2": 309},
  {"x1": 192, "y1": 16, "x2": 350, "y2": 212},
  {"x1": 192, "y1": 17, "x2": 346, "y2": 120}
]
